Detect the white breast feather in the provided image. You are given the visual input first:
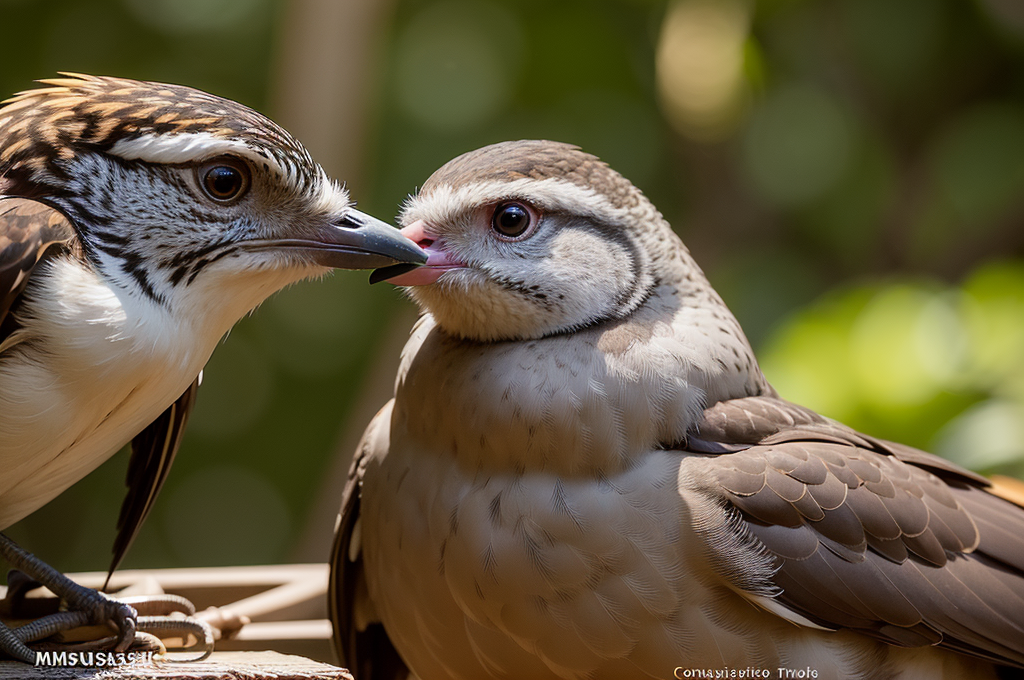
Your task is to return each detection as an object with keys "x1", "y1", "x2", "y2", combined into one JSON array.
[{"x1": 0, "y1": 257, "x2": 209, "y2": 529}]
